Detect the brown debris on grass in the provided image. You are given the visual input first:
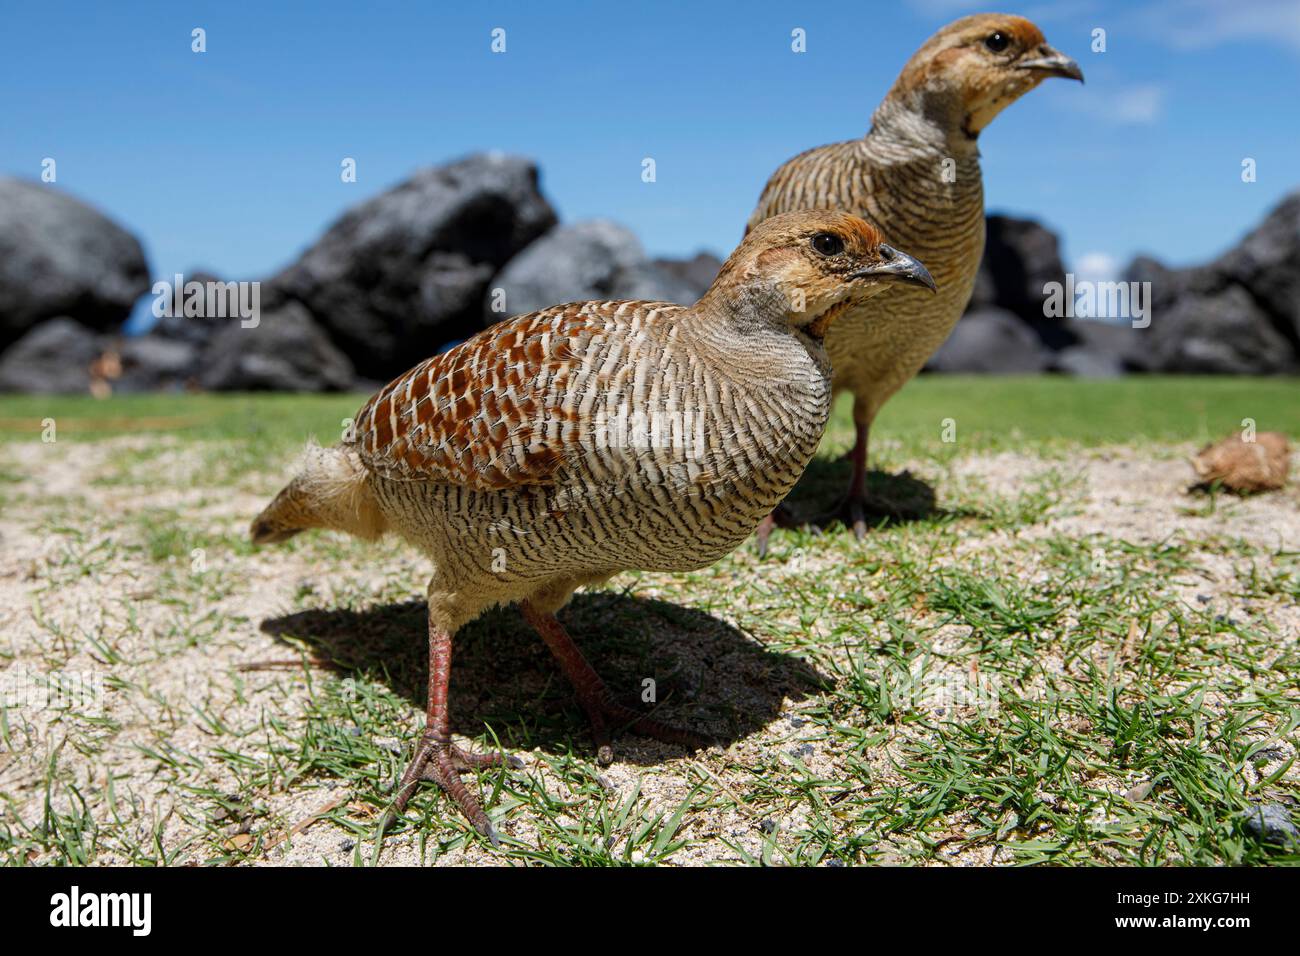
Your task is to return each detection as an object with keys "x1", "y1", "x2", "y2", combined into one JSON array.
[{"x1": 1192, "y1": 431, "x2": 1290, "y2": 494}]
